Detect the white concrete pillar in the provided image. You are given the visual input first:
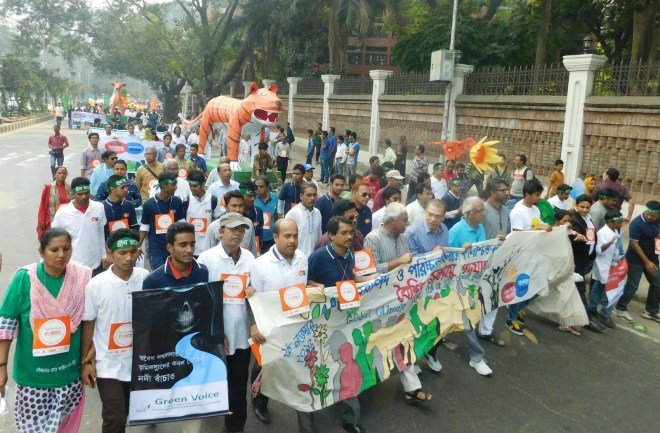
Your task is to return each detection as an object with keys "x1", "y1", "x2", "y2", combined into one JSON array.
[
  {"x1": 368, "y1": 69, "x2": 393, "y2": 156},
  {"x1": 447, "y1": 64, "x2": 474, "y2": 141},
  {"x1": 263, "y1": 79, "x2": 276, "y2": 88},
  {"x1": 321, "y1": 74, "x2": 341, "y2": 131},
  {"x1": 242, "y1": 81, "x2": 252, "y2": 98},
  {"x1": 560, "y1": 54, "x2": 607, "y2": 184},
  {"x1": 287, "y1": 77, "x2": 302, "y2": 128}
]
